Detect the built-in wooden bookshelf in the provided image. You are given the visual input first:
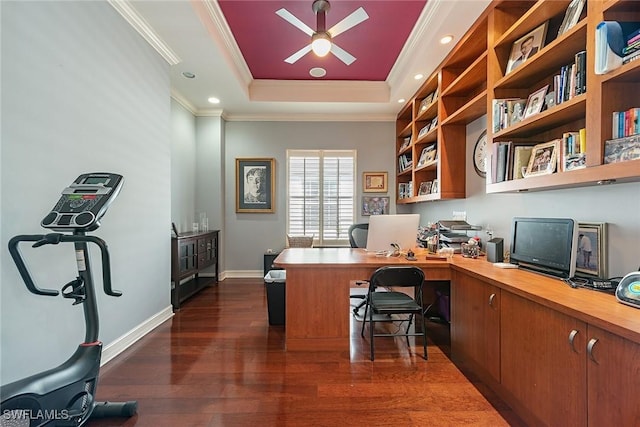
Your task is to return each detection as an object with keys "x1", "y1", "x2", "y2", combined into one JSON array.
[
  {"x1": 395, "y1": 0, "x2": 640, "y2": 202},
  {"x1": 395, "y1": 11, "x2": 489, "y2": 203},
  {"x1": 486, "y1": 0, "x2": 640, "y2": 193}
]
